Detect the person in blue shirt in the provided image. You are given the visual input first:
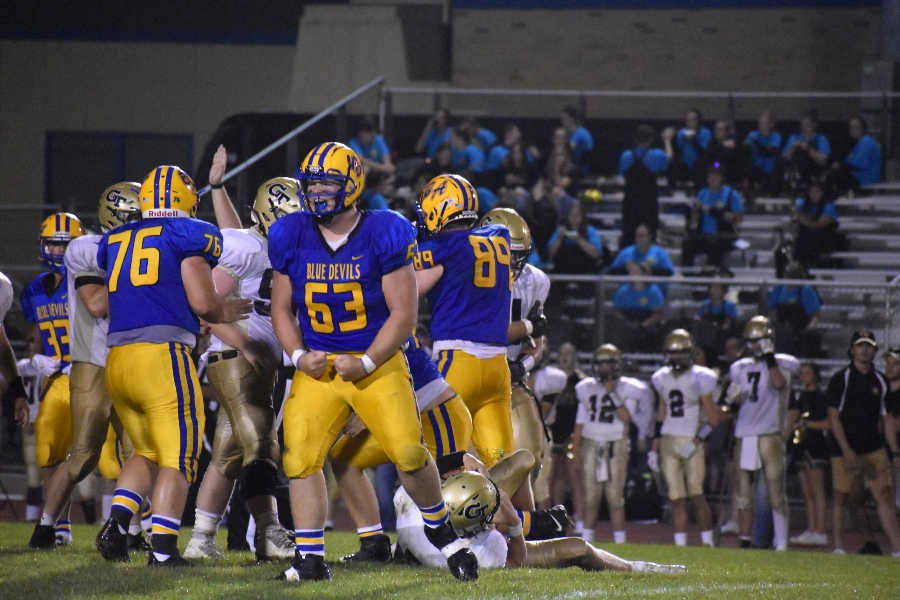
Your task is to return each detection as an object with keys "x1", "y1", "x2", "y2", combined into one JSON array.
[
  {"x1": 449, "y1": 126, "x2": 485, "y2": 180},
  {"x1": 618, "y1": 125, "x2": 668, "y2": 246},
  {"x1": 782, "y1": 110, "x2": 830, "y2": 193},
  {"x1": 829, "y1": 116, "x2": 881, "y2": 195},
  {"x1": 609, "y1": 261, "x2": 665, "y2": 353},
  {"x1": 348, "y1": 118, "x2": 395, "y2": 182},
  {"x1": 792, "y1": 179, "x2": 840, "y2": 268},
  {"x1": 663, "y1": 109, "x2": 711, "y2": 188},
  {"x1": 561, "y1": 106, "x2": 594, "y2": 175},
  {"x1": 744, "y1": 111, "x2": 783, "y2": 196},
  {"x1": 681, "y1": 164, "x2": 744, "y2": 268},
  {"x1": 608, "y1": 224, "x2": 674, "y2": 297},
  {"x1": 767, "y1": 262, "x2": 821, "y2": 357},
  {"x1": 415, "y1": 108, "x2": 451, "y2": 159},
  {"x1": 547, "y1": 201, "x2": 606, "y2": 275},
  {"x1": 461, "y1": 117, "x2": 497, "y2": 153}
]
